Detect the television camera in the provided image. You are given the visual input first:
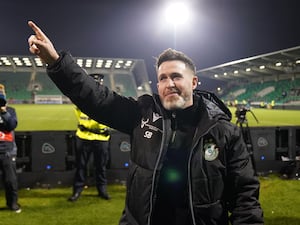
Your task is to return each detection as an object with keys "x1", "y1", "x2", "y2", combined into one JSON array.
[{"x1": 235, "y1": 105, "x2": 259, "y2": 175}]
